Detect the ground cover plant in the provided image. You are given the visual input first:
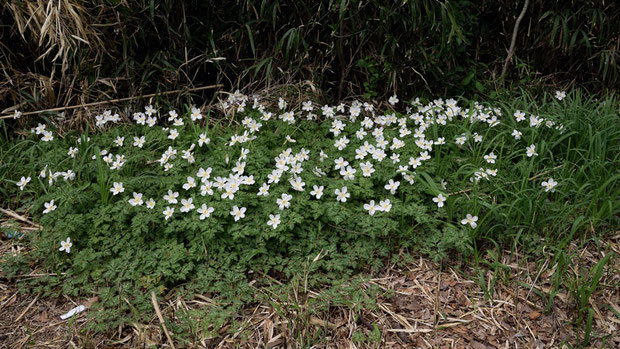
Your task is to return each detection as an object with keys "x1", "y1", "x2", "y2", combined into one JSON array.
[{"x1": 1, "y1": 89, "x2": 619, "y2": 336}]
